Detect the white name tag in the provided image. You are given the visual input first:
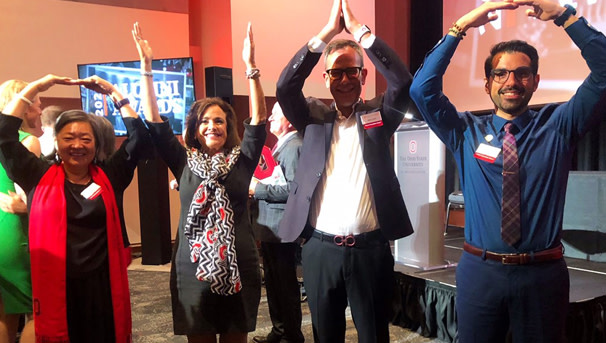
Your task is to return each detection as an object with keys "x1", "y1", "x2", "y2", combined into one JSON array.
[
  {"x1": 81, "y1": 182, "x2": 102, "y2": 200},
  {"x1": 474, "y1": 143, "x2": 501, "y2": 163},
  {"x1": 360, "y1": 111, "x2": 383, "y2": 129}
]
